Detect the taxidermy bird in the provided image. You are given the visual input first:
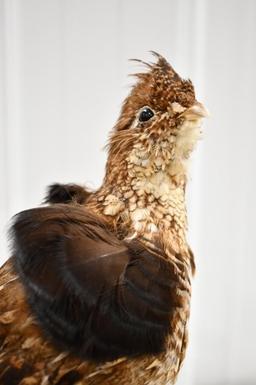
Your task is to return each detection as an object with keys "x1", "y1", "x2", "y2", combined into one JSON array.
[{"x1": 0, "y1": 52, "x2": 208, "y2": 385}]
